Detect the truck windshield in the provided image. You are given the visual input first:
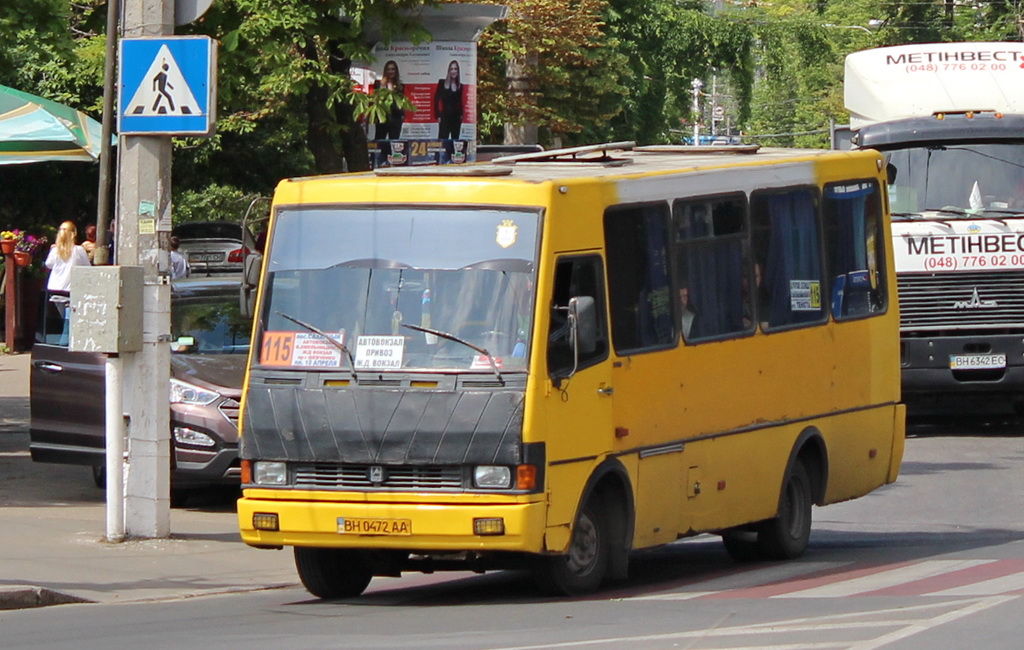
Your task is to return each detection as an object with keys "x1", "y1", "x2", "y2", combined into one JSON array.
[
  {"x1": 257, "y1": 206, "x2": 540, "y2": 372},
  {"x1": 887, "y1": 143, "x2": 1024, "y2": 219}
]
